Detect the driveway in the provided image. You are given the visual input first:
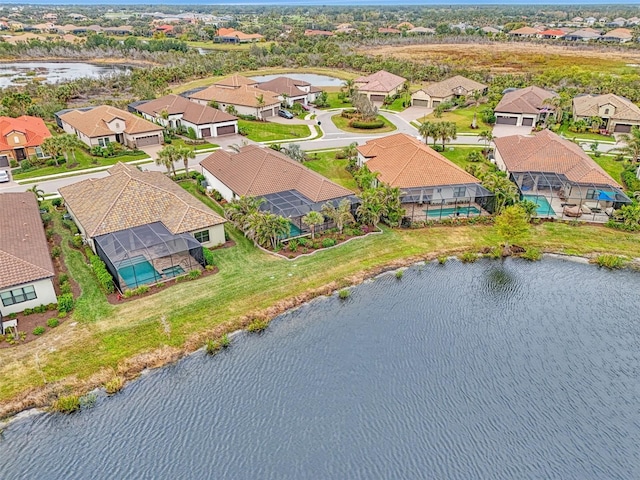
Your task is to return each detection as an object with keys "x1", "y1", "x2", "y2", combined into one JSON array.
[
  {"x1": 492, "y1": 125, "x2": 533, "y2": 138},
  {"x1": 395, "y1": 106, "x2": 433, "y2": 124}
]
